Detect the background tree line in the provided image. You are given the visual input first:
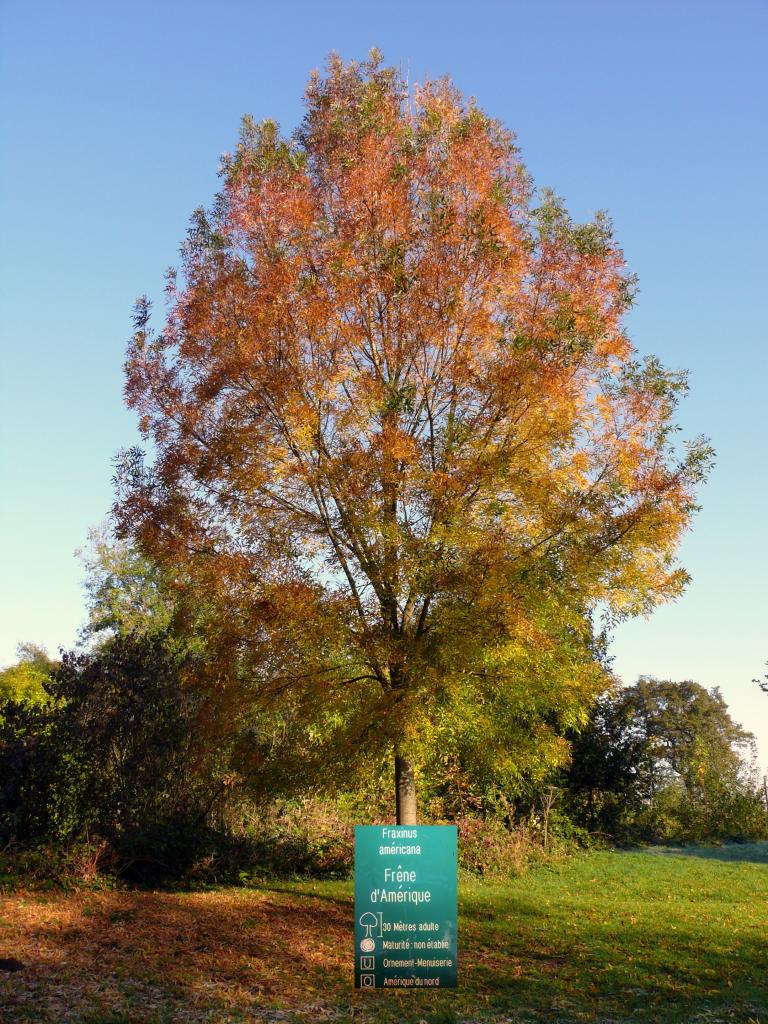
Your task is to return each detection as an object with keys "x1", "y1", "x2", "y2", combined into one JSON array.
[{"x1": 1, "y1": 528, "x2": 765, "y2": 886}]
